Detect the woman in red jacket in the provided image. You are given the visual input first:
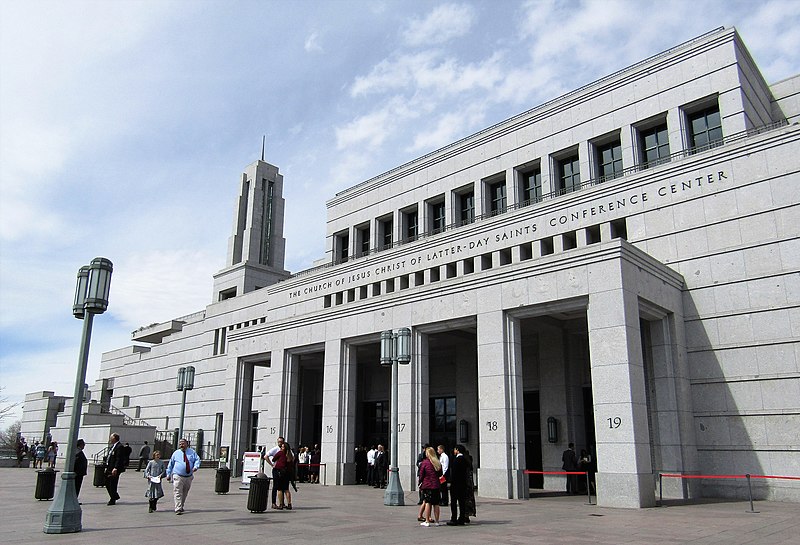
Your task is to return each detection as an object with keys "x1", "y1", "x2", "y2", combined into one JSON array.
[{"x1": 417, "y1": 446, "x2": 443, "y2": 526}]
